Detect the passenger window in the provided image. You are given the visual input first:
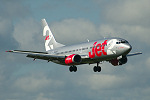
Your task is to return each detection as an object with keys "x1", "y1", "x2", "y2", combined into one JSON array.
[{"x1": 82, "y1": 48, "x2": 87, "y2": 50}]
